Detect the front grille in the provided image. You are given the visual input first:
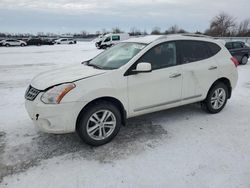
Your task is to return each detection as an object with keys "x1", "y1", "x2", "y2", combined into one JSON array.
[{"x1": 25, "y1": 85, "x2": 40, "y2": 101}]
